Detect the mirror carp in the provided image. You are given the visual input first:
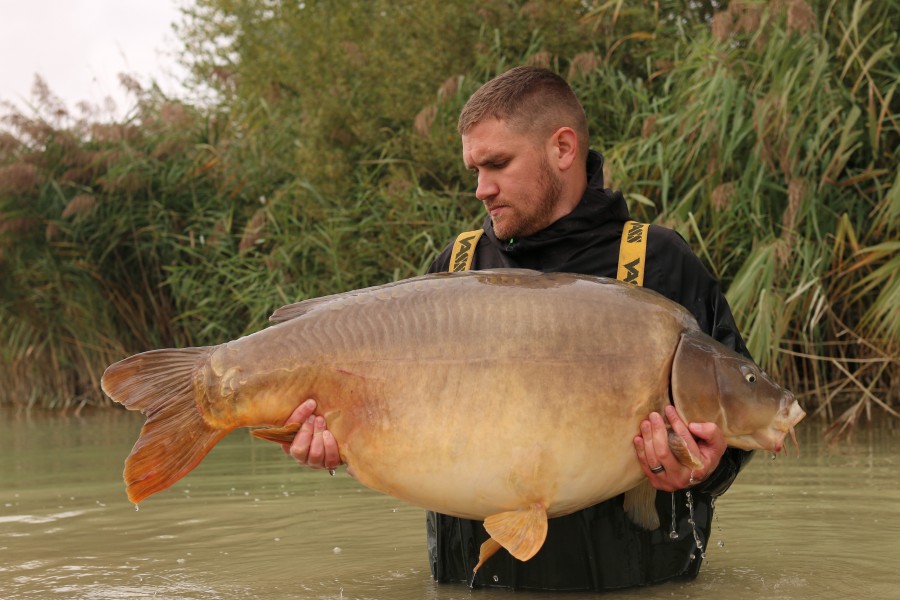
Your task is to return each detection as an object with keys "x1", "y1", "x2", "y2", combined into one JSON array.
[{"x1": 102, "y1": 269, "x2": 805, "y2": 570}]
